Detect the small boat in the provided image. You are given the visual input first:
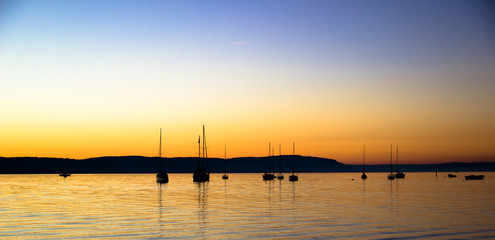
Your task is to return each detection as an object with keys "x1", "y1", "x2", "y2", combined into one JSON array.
[
  {"x1": 59, "y1": 159, "x2": 71, "y2": 177},
  {"x1": 156, "y1": 129, "x2": 169, "y2": 183},
  {"x1": 447, "y1": 174, "x2": 457, "y2": 178},
  {"x1": 289, "y1": 142, "x2": 298, "y2": 182},
  {"x1": 222, "y1": 145, "x2": 229, "y2": 180},
  {"x1": 394, "y1": 146, "x2": 405, "y2": 179},
  {"x1": 465, "y1": 175, "x2": 484, "y2": 180},
  {"x1": 156, "y1": 171, "x2": 169, "y2": 183},
  {"x1": 193, "y1": 167, "x2": 210, "y2": 182},
  {"x1": 263, "y1": 172, "x2": 275, "y2": 180},
  {"x1": 387, "y1": 144, "x2": 395, "y2": 180},
  {"x1": 193, "y1": 126, "x2": 210, "y2": 182},
  {"x1": 361, "y1": 144, "x2": 367, "y2": 180}
]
